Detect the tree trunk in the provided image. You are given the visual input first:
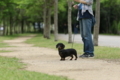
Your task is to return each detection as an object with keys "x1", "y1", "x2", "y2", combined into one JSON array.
[
  {"x1": 54, "y1": 0, "x2": 58, "y2": 41},
  {"x1": 68, "y1": 0, "x2": 72, "y2": 43},
  {"x1": 43, "y1": 0, "x2": 48, "y2": 38},
  {"x1": 21, "y1": 17, "x2": 24, "y2": 33},
  {"x1": 93, "y1": 0, "x2": 100, "y2": 46},
  {"x1": 3, "y1": 18, "x2": 6, "y2": 36},
  {"x1": 9, "y1": 14, "x2": 13, "y2": 35},
  {"x1": 46, "y1": 7, "x2": 51, "y2": 39},
  {"x1": 43, "y1": 0, "x2": 51, "y2": 39}
]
